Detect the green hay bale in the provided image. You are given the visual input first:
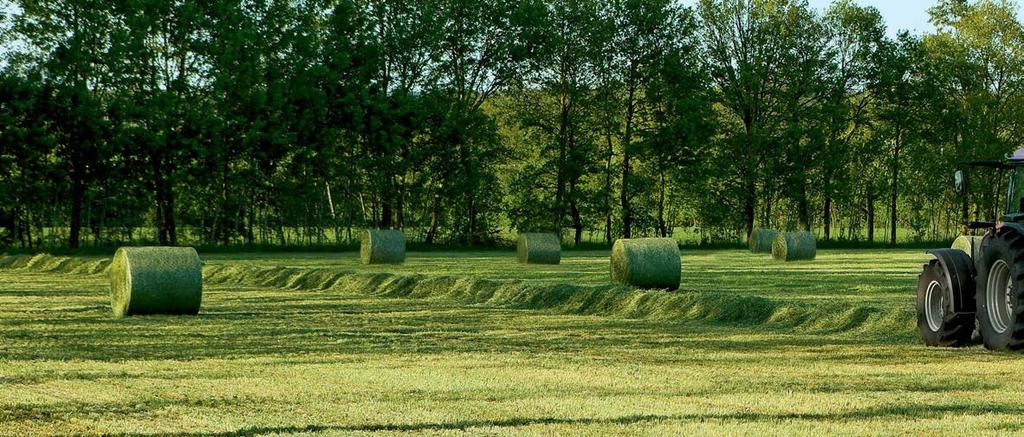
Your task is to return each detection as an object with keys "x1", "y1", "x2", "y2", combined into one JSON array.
[
  {"x1": 361, "y1": 229, "x2": 406, "y2": 265},
  {"x1": 109, "y1": 247, "x2": 202, "y2": 318},
  {"x1": 772, "y1": 231, "x2": 817, "y2": 261},
  {"x1": 610, "y1": 238, "x2": 681, "y2": 290},
  {"x1": 750, "y1": 229, "x2": 779, "y2": 253},
  {"x1": 952, "y1": 235, "x2": 984, "y2": 259},
  {"x1": 516, "y1": 233, "x2": 561, "y2": 264}
]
